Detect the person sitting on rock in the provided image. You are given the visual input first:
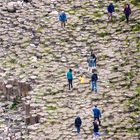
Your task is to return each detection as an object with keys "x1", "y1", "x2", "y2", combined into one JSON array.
[
  {"x1": 75, "y1": 115, "x2": 82, "y2": 134},
  {"x1": 67, "y1": 69, "x2": 73, "y2": 90},
  {"x1": 91, "y1": 69, "x2": 98, "y2": 93},
  {"x1": 93, "y1": 118, "x2": 100, "y2": 139},
  {"x1": 59, "y1": 11, "x2": 67, "y2": 28},
  {"x1": 92, "y1": 105, "x2": 101, "y2": 126},
  {"x1": 107, "y1": 3, "x2": 115, "y2": 21},
  {"x1": 124, "y1": 4, "x2": 131, "y2": 24}
]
